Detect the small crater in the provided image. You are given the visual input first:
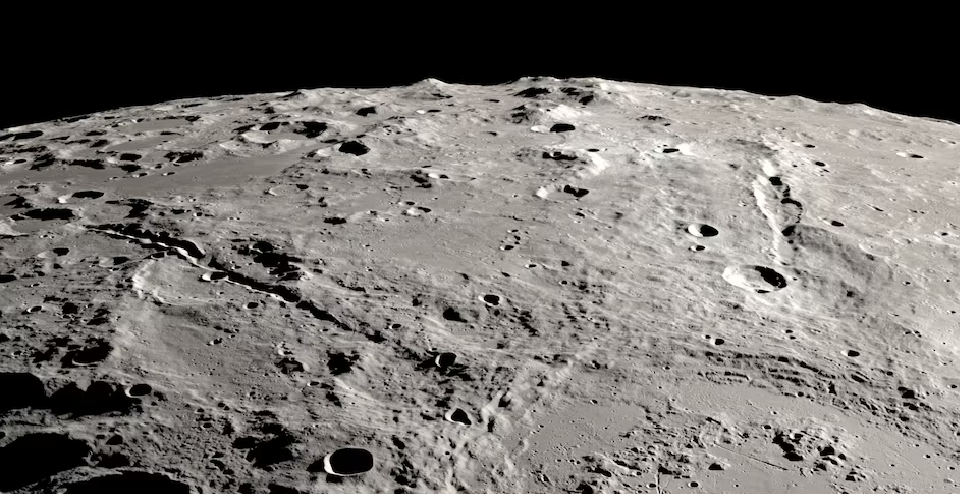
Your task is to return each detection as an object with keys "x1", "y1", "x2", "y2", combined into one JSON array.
[
  {"x1": 829, "y1": 220, "x2": 844, "y2": 227},
  {"x1": 660, "y1": 148, "x2": 680, "y2": 153},
  {"x1": 846, "y1": 350, "x2": 860, "y2": 357},
  {"x1": 119, "y1": 153, "x2": 141, "y2": 161},
  {"x1": 442, "y1": 307, "x2": 469, "y2": 323},
  {"x1": 435, "y1": 352, "x2": 457, "y2": 370},
  {"x1": 722, "y1": 264, "x2": 788, "y2": 293},
  {"x1": 320, "y1": 447, "x2": 375, "y2": 476},
  {"x1": 445, "y1": 408, "x2": 473, "y2": 426},
  {"x1": 482, "y1": 294, "x2": 501, "y2": 305},
  {"x1": 690, "y1": 245, "x2": 706, "y2": 252},
  {"x1": 327, "y1": 351, "x2": 360, "y2": 375},
  {"x1": 687, "y1": 223, "x2": 719, "y2": 237},
  {"x1": 201, "y1": 271, "x2": 228, "y2": 282},
  {"x1": 562, "y1": 184, "x2": 589, "y2": 198},
  {"x1": 356, "y1": 107, "x2": 377, "y2": 116},
  {"x1": 127, "y1": 383, "x2": 153, "y2": 397},
  {"x1": 53, "y1": 247, "x2": 69, "y2": 256},
  {"x1": 72, "y1": 190, "x2": 104, "y2": 199},
  {"x1": 550, "y1": 123, "x2": 576, "y2": 133},
  {"x1": 338, "y1": 141, "x2": 370, "y2": 156},
  {"x1": 276, "y1": 357, "x2": 306, "y2": 375}
]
